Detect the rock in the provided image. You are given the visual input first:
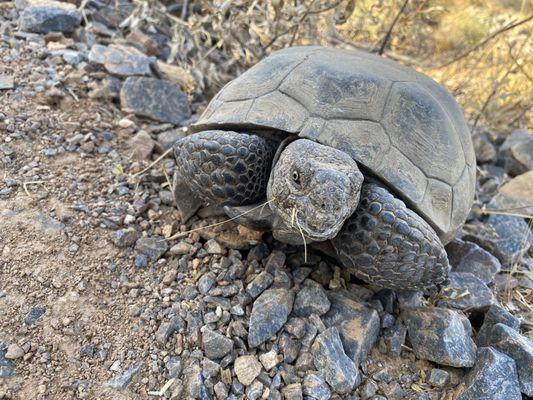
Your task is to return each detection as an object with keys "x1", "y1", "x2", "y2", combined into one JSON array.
[
  {"x1": 134, "y1": 254, "x2": 148, "y2": 268},
  {"x1": 259, "y1": 349, "x2": 279, "y2": 371},
  {"x1": 293, "y1": 279, "x2": 331, "y2": 317},
  {"x1": 428, "y1": 369, "x2": 450, "y2": 388},
  {"x1": 112, "y1": 228, "x2": 139, "y2": 247},
  {"x1": 485, "y1": 323, "x2": 533, "y2": 396},
  {"x1": 0, "y1": 344, "x2": 14, "y2": 378},
  {"x1": 383, "y1": 322, "x2": 407, "y2": 357},
  {"x1": 182, "y1": 360, "x2": 207, "y2": 398},
  {"x1": 499, "y1": 171, "x2": 533, "y2": 208},
  {"x1": 157, "y1": 129, "x2": 186, "y2": 150},
  {"x1": 0, "y1": 75, "x2": 14, "y2": 90},
  {"x1": 155, "y1": 317, "x2": 183, "y2": 345},
  {"x1": 438, "y1": 272, "x2": 495, "y2": 311},
  {"x1": 246, "y1": 271, "x2": 274, "y2": 299},
  {"x1": 214, "y1": 382, "x2": 228, "y2": 399},
  {"x1": 23, "y1": 304, "x2": 45, "y2": 325},
  {"x1": 282, "y1": 383, "x2": 303, "y2": 400},
  {"x1": 302, "y1": 373, "x2": 331, "y2": 400},
  {"x1": 477, "y1": 304, "x2": 521, "y2": 347},
  {"x1": 280, "y1": 332, "x2": 301, "y2": 363},
  {"x1": 19, "y1": 1, "x2": 81, "y2": 34},
  {"x1": 312, "y1": 327, "x2": 359, "y2": 394},
  {"x1": 88, "y1": 44, "x2": 154, "y2": 77},
  {"x1": 155, "y1": 60, "x2": 197, "y2": 93},
  {"x1": 128, "y1": 130, "x2": 155, "y2": 161},
  {"x1": 246, "y1": 380, "x2": 264, "y2": 400},
  {"x1": 483, "y1": 211, "x2": 532, "y2": 265},
  {"x1": 445, "y1": 239, "x2": 501, "y2": 284},
  {"x1": 248, "y1": 288, "x2": 294, "y2": 347},
  {"x1": 5, "y1": 344, "x2": 24, "y2": 360},
  {"x1": 135, "y1": 236, "x2": 168, "y2": 261},
  {"x1": 126, "y1": 30, "x2": 160, "y2": 56},
  {"x1": 472, "y1": 131, "x2": 497, "y2": 164},
  {"x1": 500, "y1": 129, "x2": 533, "y2": 175},
  {"x1": 106, "y1": 361, "x2": 142, "y2": 390},
  {"x1": 321, "y1": 291, "x2": 380, "y2": 366},
  {"x1": 169, "y1": 241, "x2": 192, "y2": 256},
  {"x1": 457, "y1": 347, "x2": 521, "y2": 400},
  {"x1": 360, "y1": 380, "x2": 378, "y2": 399},
  {"x1": 234, "y1": 355, "x2": 262, "y2": 386},
  {"x1": 204, "y1": 239, "x2": 224, "y2": 255},
  {"x1": 202, "y1": 328, "x2": 233, "y2": 360},
  {"x1": 120, "y1": 77, "x2": 191, "y2": 125},
  {"x1": 401, "y1": 307, "x2": 476, "y2": 367}
]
